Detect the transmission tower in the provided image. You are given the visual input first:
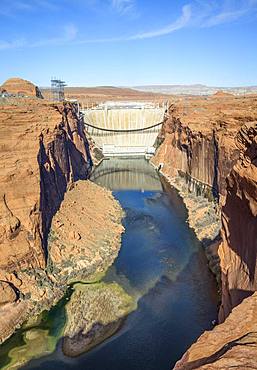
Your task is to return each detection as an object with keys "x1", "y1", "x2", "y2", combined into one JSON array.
[{"x1": 51, "y1": 78, "x2": 67, "y2": 101}]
